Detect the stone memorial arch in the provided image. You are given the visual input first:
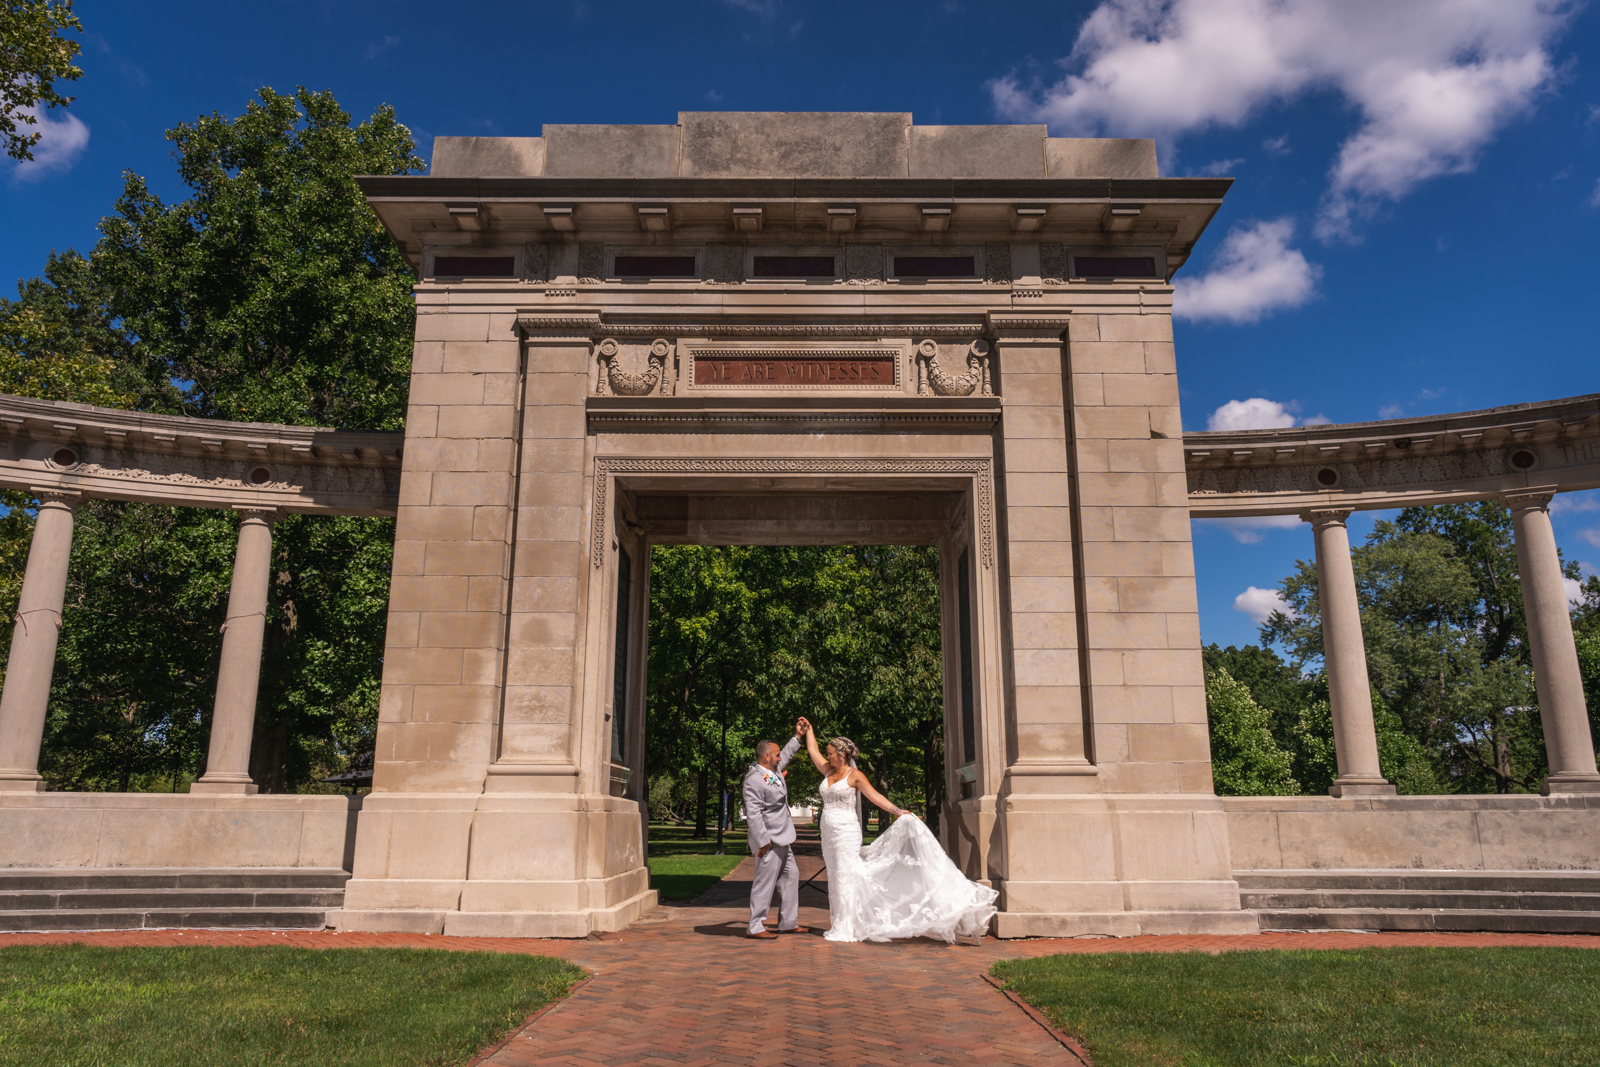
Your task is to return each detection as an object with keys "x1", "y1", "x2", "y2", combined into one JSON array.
[
  {"x1": 0, "y1": 113, "x2": 1595, "y2": 938},
  {"x1": 332, "y1": 113, "x2": 1258, "y2": 938}
]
